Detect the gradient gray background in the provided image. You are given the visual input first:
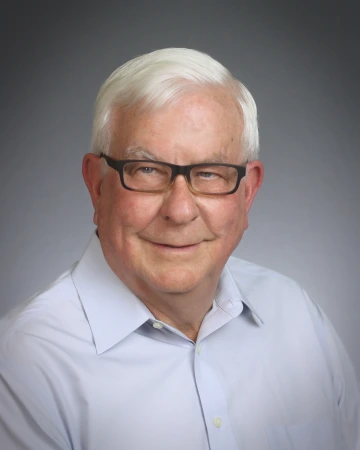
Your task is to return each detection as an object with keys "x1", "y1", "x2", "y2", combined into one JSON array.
[{"x1": 1, "y1": 1, "x2": 359, "y2": 378}]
